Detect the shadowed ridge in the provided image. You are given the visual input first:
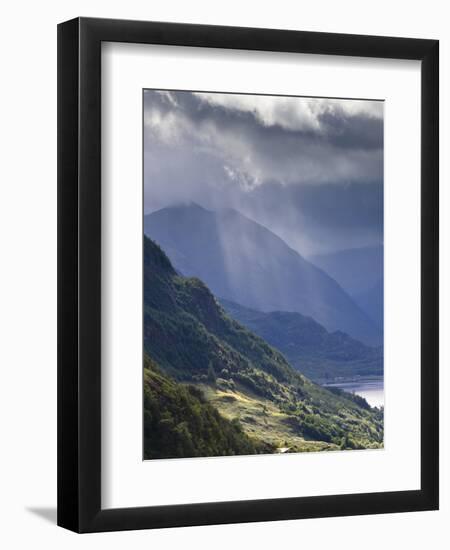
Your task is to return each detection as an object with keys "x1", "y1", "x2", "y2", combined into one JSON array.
[{"x1": 144, "y1": 234, "x2": 176, "y2": 275}]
